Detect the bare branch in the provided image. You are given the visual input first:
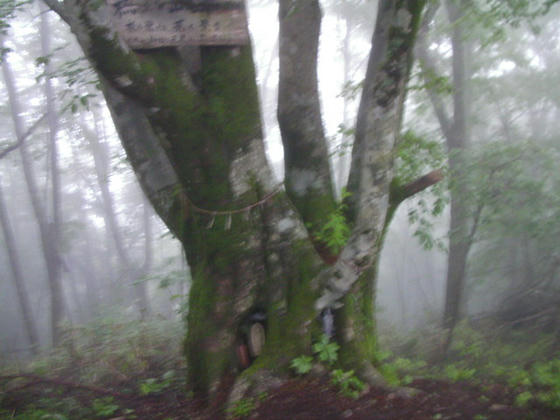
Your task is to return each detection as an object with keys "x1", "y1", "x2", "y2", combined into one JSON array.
[
  {"x1": 399, "y1": 168, "x2": 444, "y2": 201},
  {"x1": 0, "y1": 114, "x2": 47, "y2": 160}
]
